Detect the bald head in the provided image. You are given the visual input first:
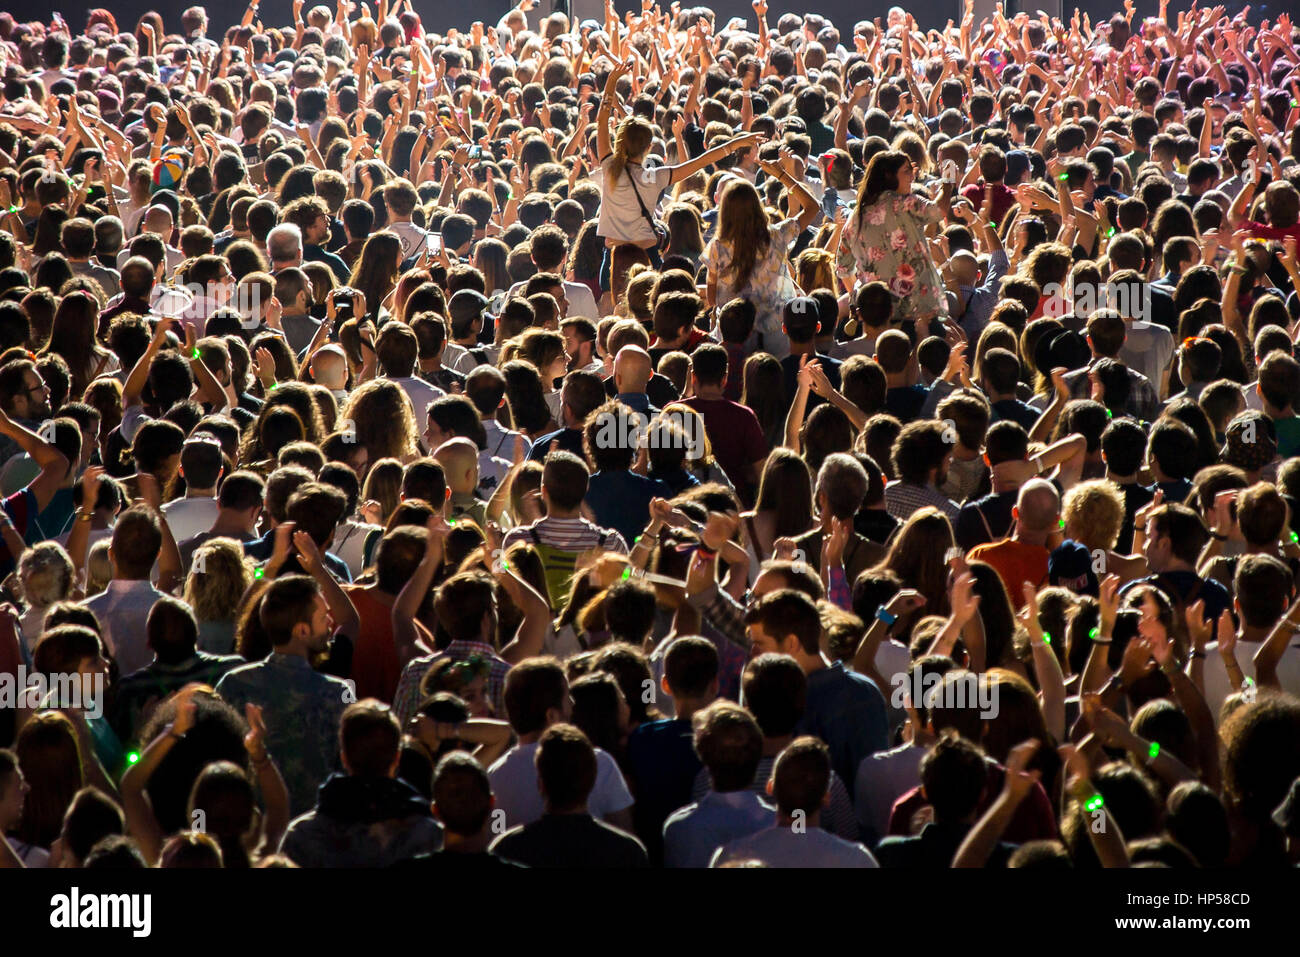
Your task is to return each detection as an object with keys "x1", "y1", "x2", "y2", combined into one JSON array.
[
  {"x1": 1015, "y1": 478, "x2": 1061, "y2": 533},
  {"x1": 949, "y1": 250, "x2": 979, "y2": 286},
  {"x1": 309, "y1": 345, "x2": 347, "y2": 390},
  {"x1": 613, "y1": 345, "x2": 652, "y2": 394},
  {"x1": 144, "y1": 205, "x2": 174, "y2": 234},
  {"x1": 433, "y1": 436, "x2": 480, "y2": 495}
]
